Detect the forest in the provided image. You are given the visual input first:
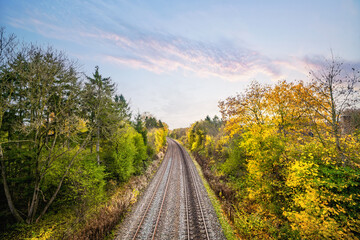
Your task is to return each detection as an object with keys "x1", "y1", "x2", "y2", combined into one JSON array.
[
  {"x1": 171, "y1": 62, "x2": 360, "y2": 239},
  {"x1": 0, "y1": 28, "x2": 168, "y2": 238},
  {"x1": 1, "y1": 26, "x2": 360, "y2": 240}
]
